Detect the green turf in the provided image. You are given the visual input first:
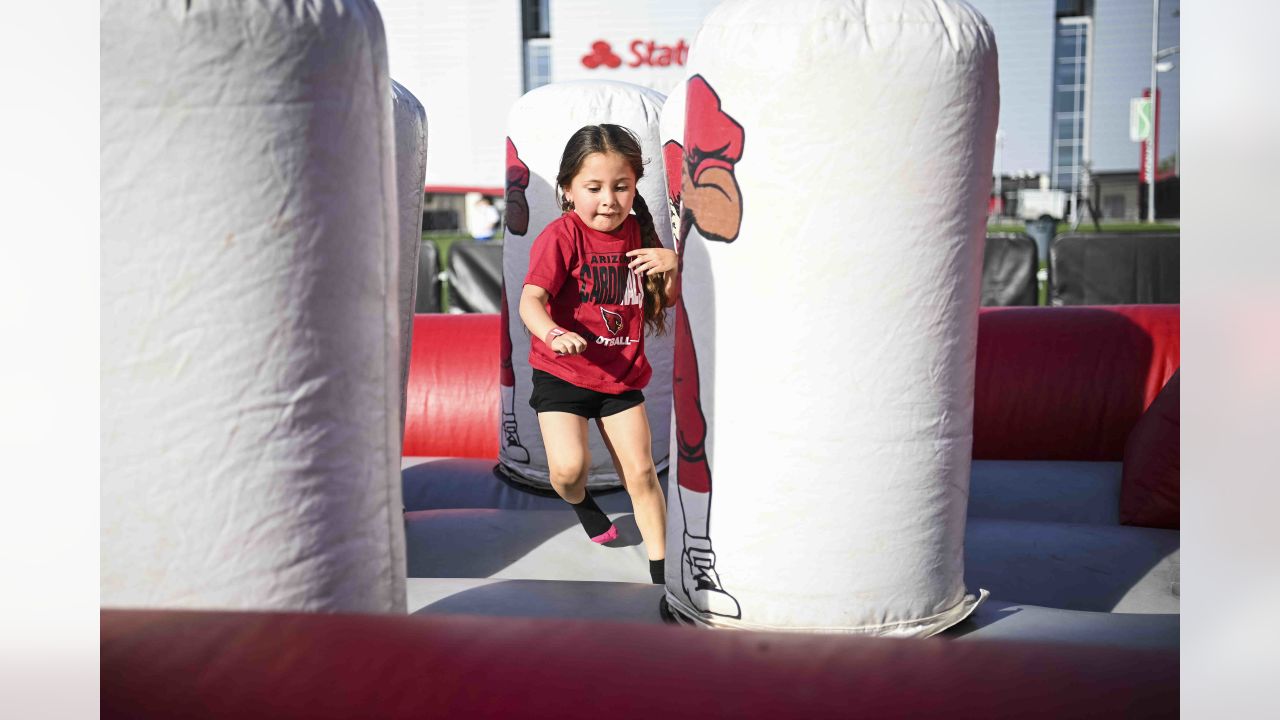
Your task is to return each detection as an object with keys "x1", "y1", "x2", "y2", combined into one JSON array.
[
  {"x1": 425, "y1": 232, "x2": 467, "y2": 313},
  {"x1": 424, "y1": 230, "x2": 505, "y2": 313}
]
